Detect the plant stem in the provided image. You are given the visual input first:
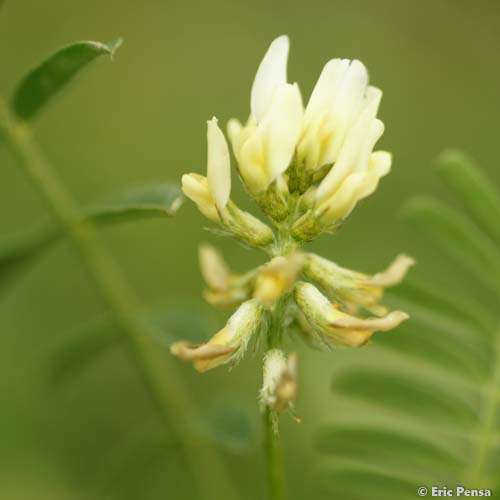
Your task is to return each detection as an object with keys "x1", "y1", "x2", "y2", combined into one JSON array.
[
  {"x1": 263, "y1": 299, "x2": 287, "y2": 500},
  {"x1": 0, "y1": 101, "x2": 238, "y2": 500},
  {"x1": 264, "y1": 406, "x2": 286, "y2": 500}
]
